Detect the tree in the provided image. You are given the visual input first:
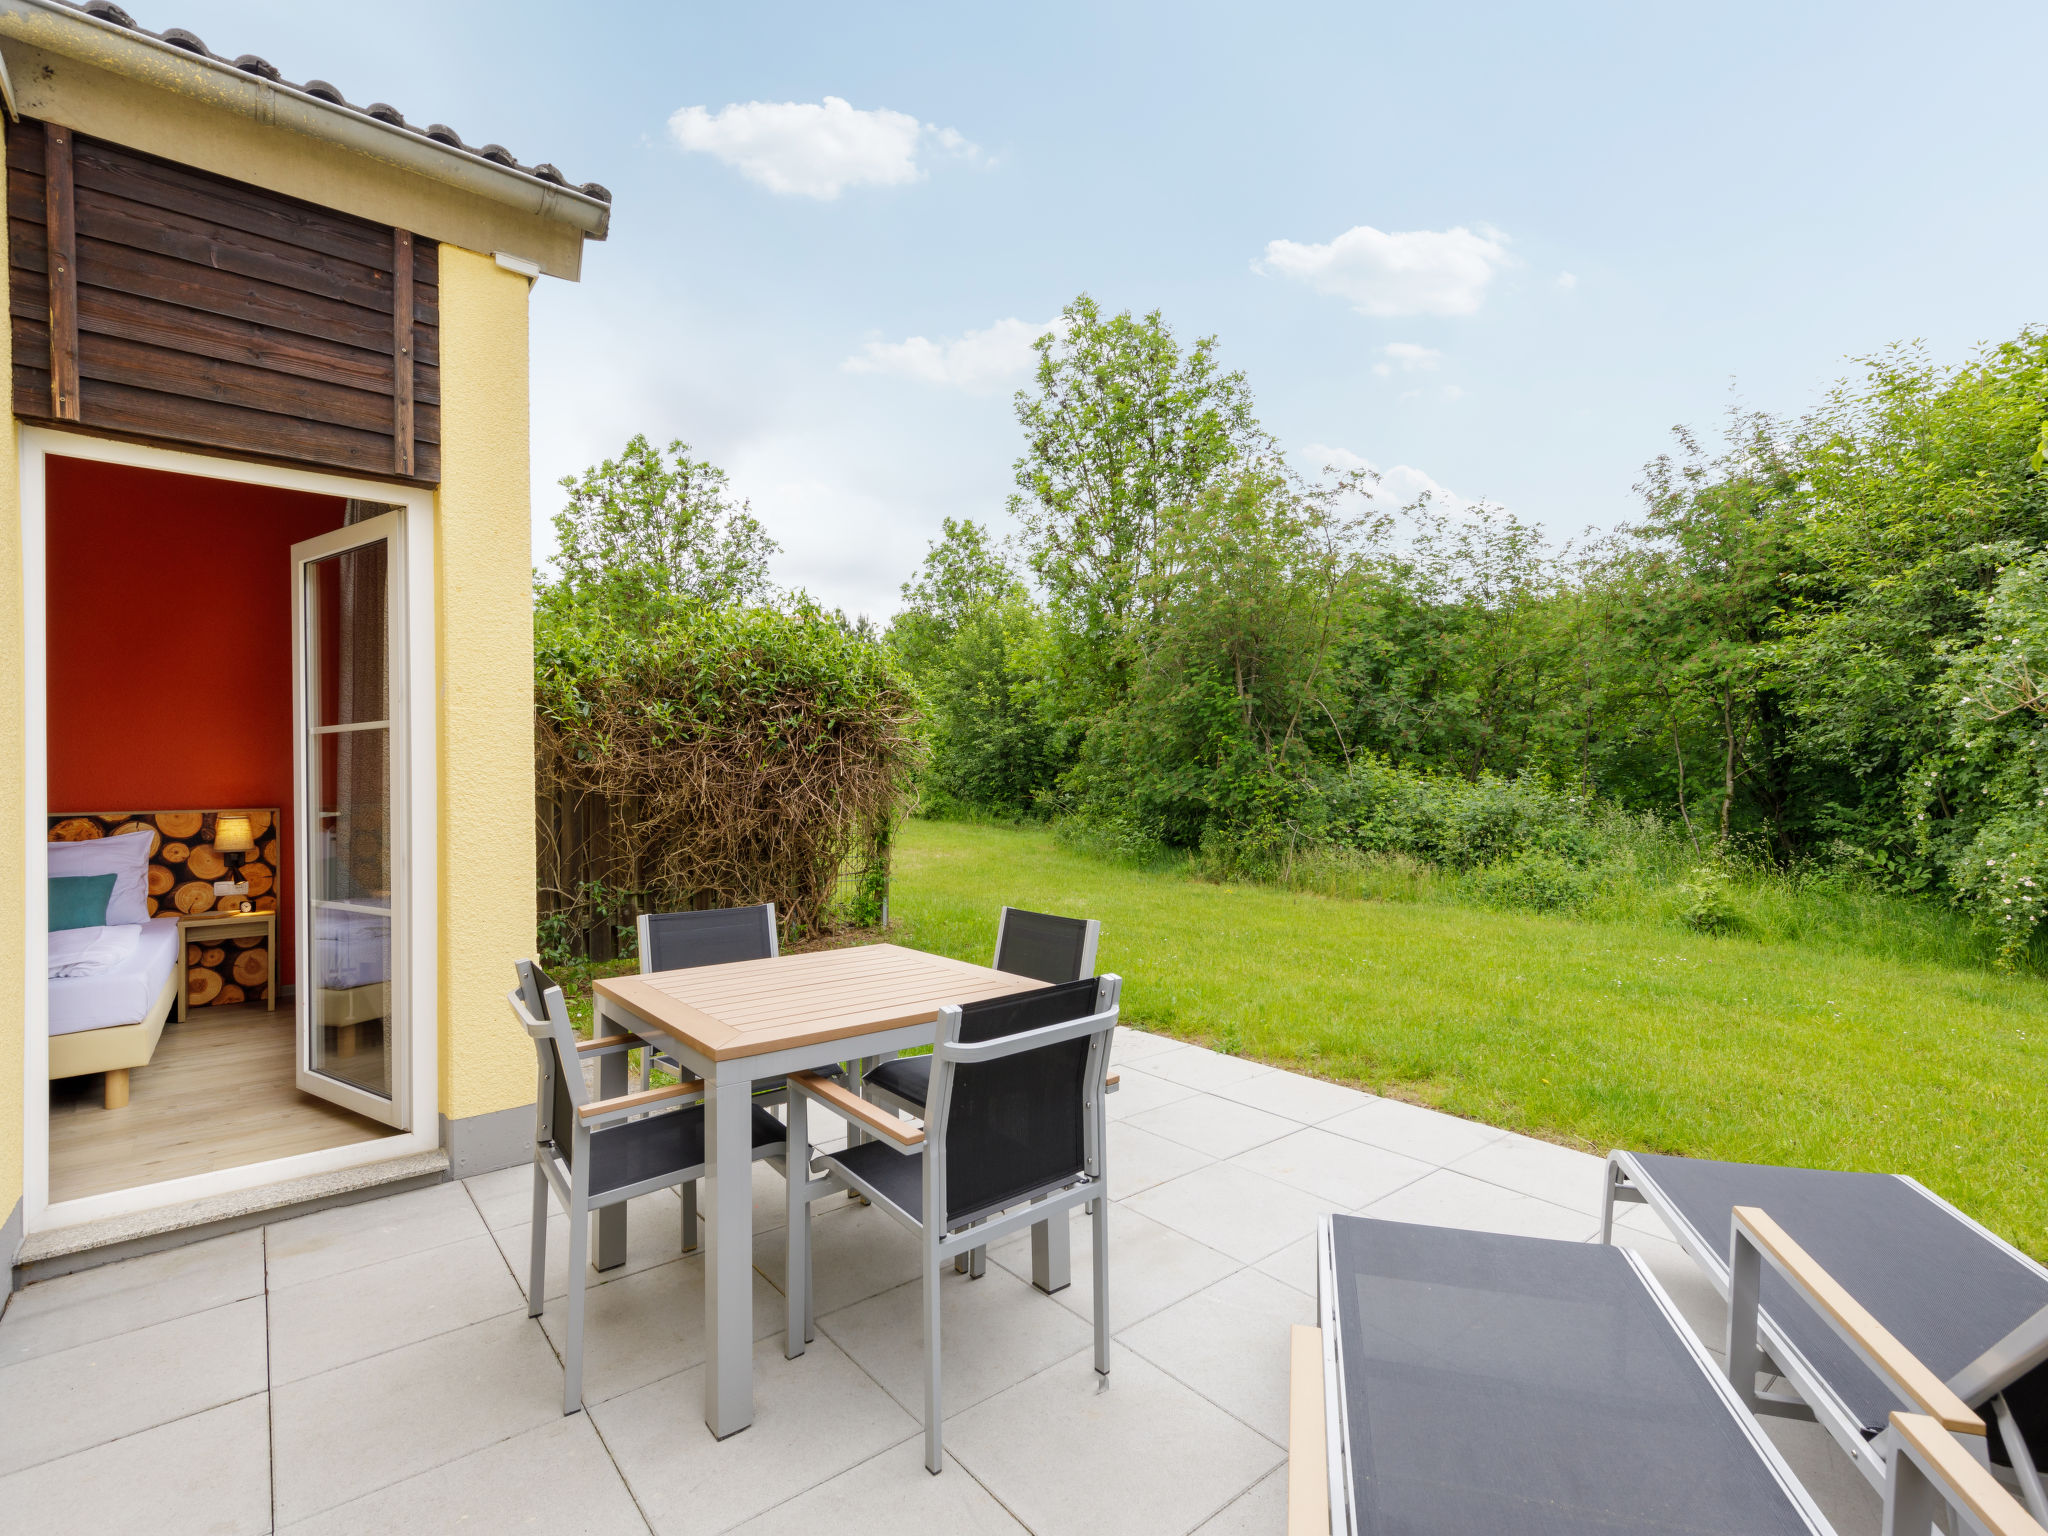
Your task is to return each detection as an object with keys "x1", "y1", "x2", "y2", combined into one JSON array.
[
  {"x1": 1009, "y1": 294, "x2": 1271, "y2": 714},
  {"x1": 541, "y1": 435, "x2": 777, "y2": 624}
]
